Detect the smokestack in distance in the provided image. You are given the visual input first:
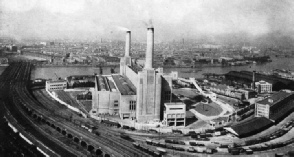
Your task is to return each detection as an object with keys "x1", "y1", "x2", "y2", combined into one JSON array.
[
  {"x1": 125, "y1": 31, "x2": 131, "y2": 57},
  {"x1": 252, "y1": 71, "x2": 256, "y2": 89},
  {"x1": 145, "y1": 27, "x2": 154, "y2": 69}
]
